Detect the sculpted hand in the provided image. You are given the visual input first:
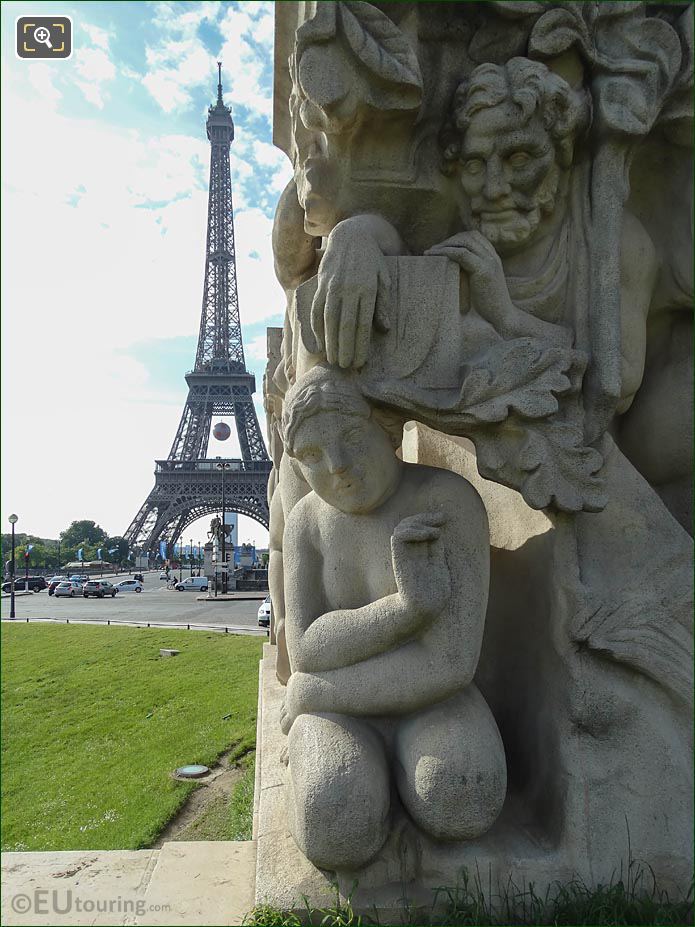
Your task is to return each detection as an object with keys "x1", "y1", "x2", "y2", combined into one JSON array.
[
  {"x1": 310, "y1": 218, "x2": 391, "y2": 369},
  {"x1": 426, "y1": 230, "x2": 573, "y2": 348},
  {"x1": 425, "y1": 231, "x2": 512, "y2": 328},
  {"x1": 391, "y1": 511, "x2": 451, "y2": 622}
]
